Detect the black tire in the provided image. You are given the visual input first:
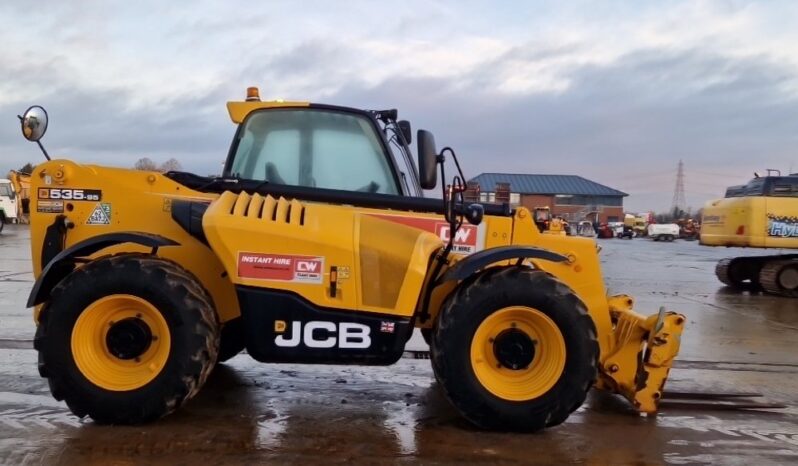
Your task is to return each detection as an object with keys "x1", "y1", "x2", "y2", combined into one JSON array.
[
  {"x1": 431, "y1": 267, "x2": 598, "y2": 432},
  {"x1": 35, "y1": 253, "x2": 219, "y2": 424},
  {"x1": 0, "y1": 213, "x2": 5, "y2": 233},
  {"x1": 217, "y1": 317, "x2": 246, "y2": 363},
  {"x1": 421, "y1": 328, "x2": 433, "y2": 347}
]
